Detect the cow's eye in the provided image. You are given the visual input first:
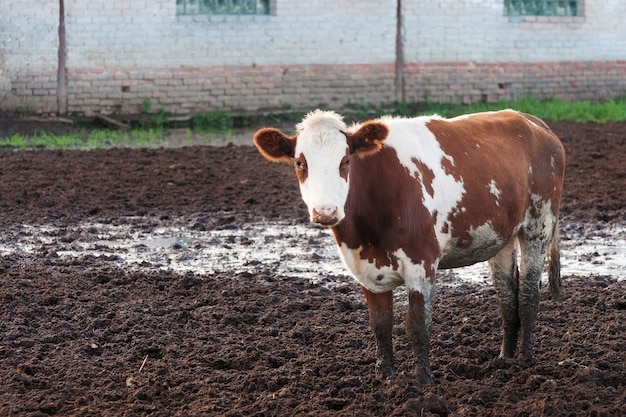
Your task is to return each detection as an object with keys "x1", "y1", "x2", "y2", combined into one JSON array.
[
  {"x1": 295, "y1": 159, "x2": 305, "y2": 170},
  {"x1": 339, "y1": 156, "x2": 351, "y2": 178}
]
